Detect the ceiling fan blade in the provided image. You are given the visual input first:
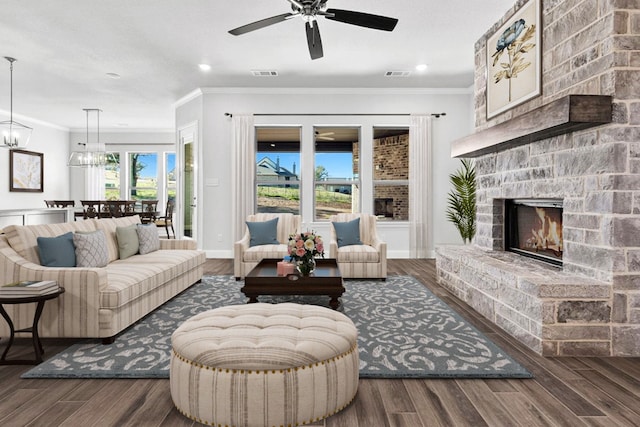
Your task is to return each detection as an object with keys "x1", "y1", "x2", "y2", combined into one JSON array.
[
  {"x1": 305, "y1": 21, "x2": 324, "y2": 60},
  {"x1": 229, "y1": 13, "x2": 295, "y2": 35},
  {"x1": 324, "y1": 9, "x2": 398, "y2": 31}
]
